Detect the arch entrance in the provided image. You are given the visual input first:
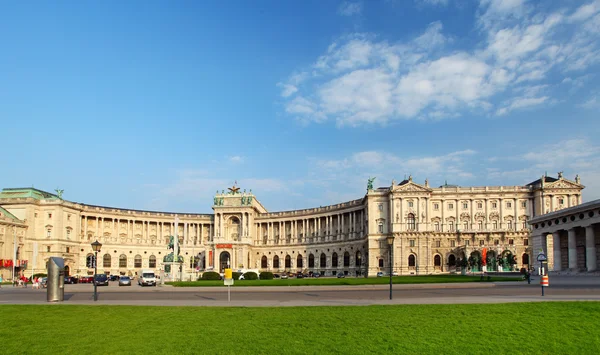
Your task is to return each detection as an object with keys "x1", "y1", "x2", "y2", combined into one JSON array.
[{"x1": 219, "y1": 251, "x2": 231, "y2": 272}]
